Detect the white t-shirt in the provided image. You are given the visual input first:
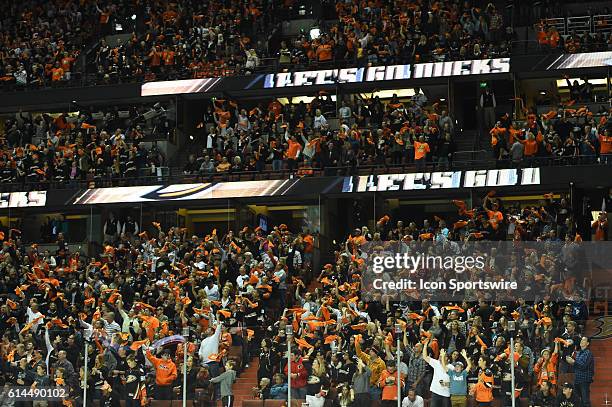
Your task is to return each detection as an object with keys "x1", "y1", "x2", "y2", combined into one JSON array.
[
  {"x1": 427, "y1": 358, "x2": 451, "y2": 397},
  {"x1": 204, "y1": 284, "x2": 220, "y2": 301},
  {"x1": 305, "y1": 394, "x2": 326, "y2": 407},
  {"x1": 402, "y1": 395, "x2": 424, "y2": 407}
]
